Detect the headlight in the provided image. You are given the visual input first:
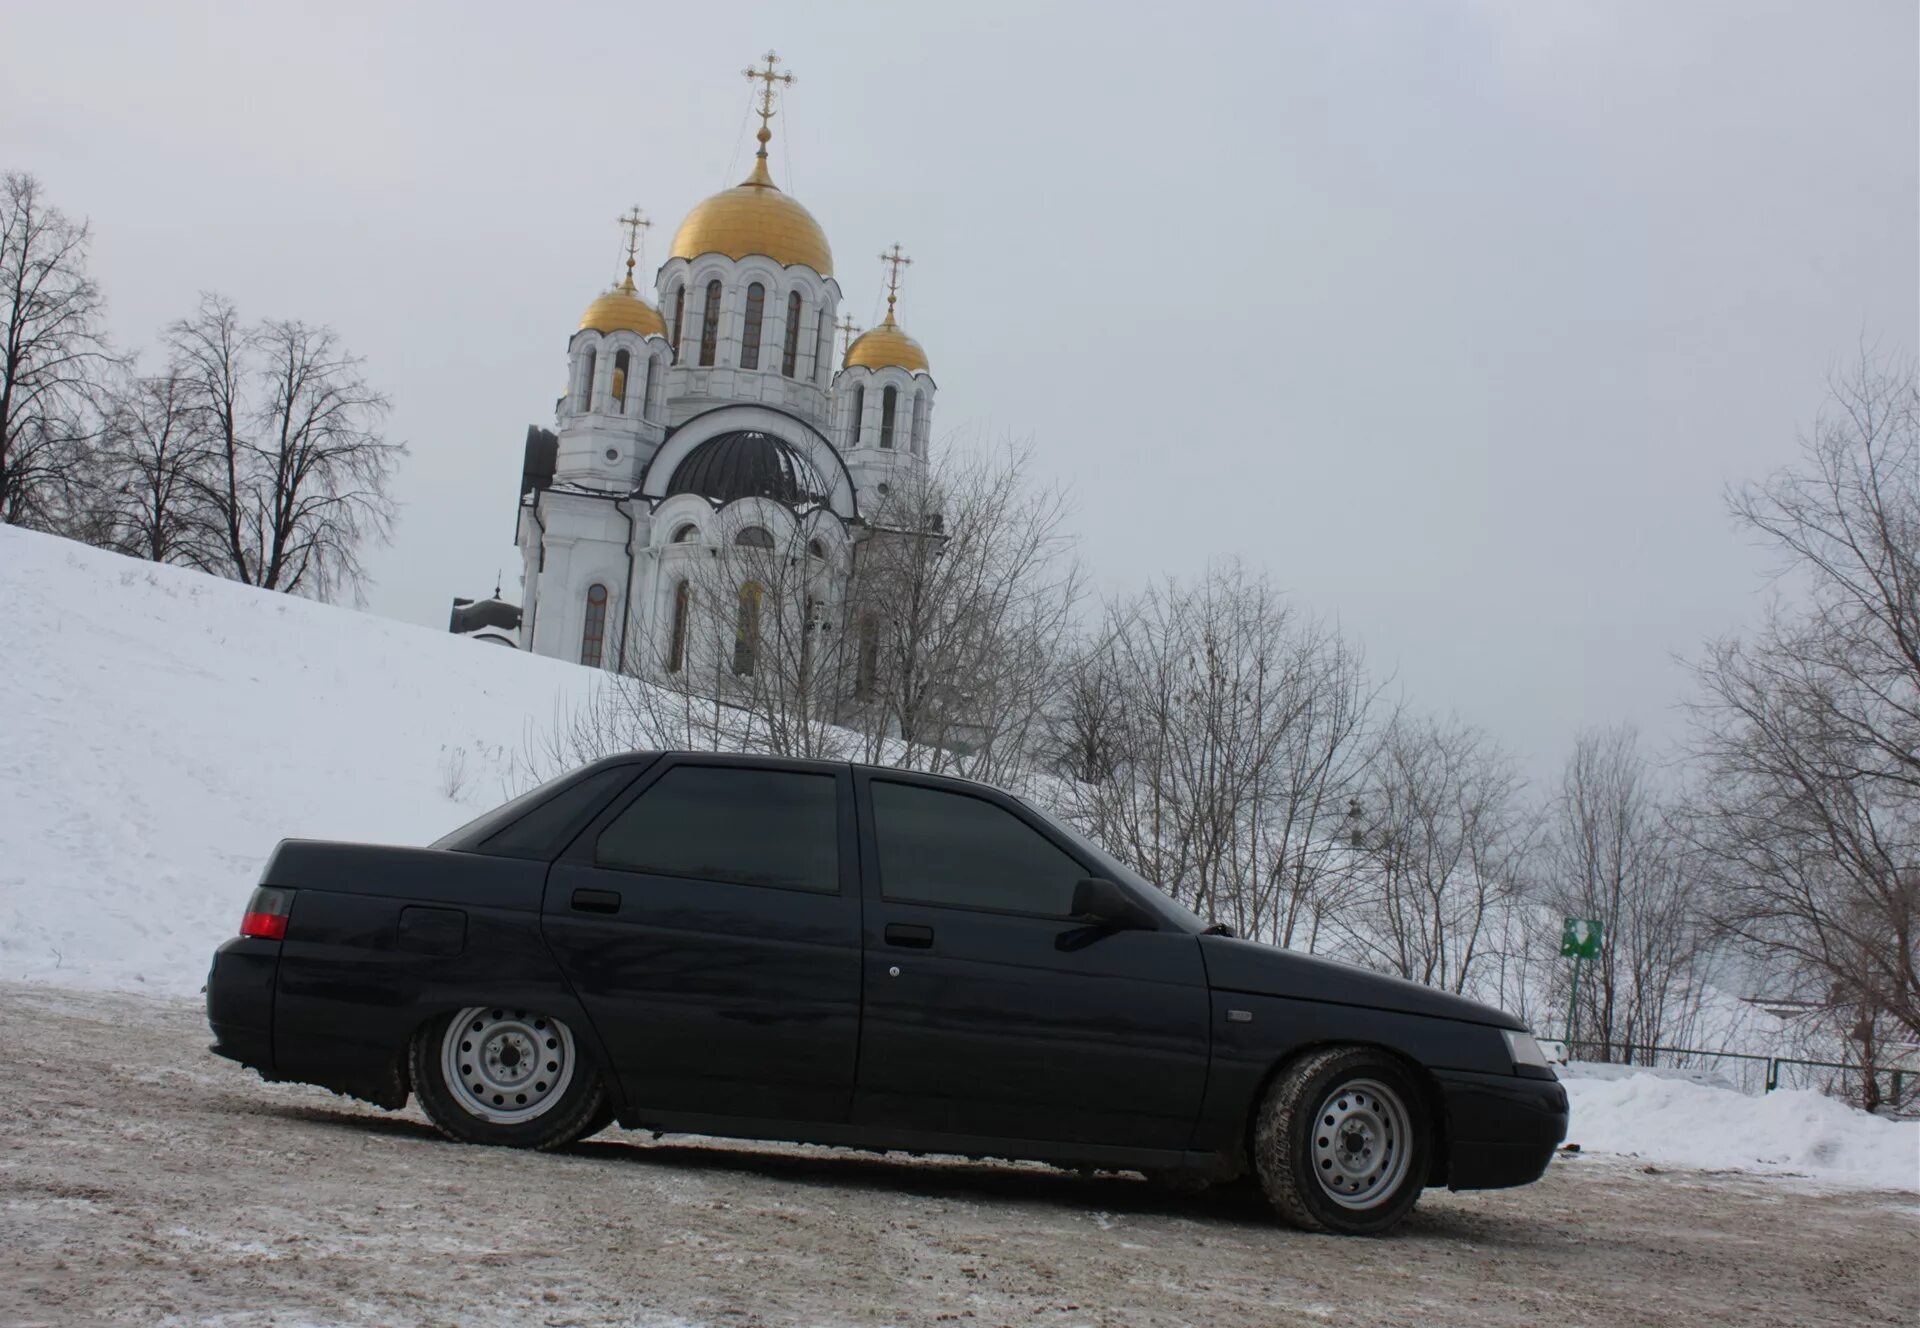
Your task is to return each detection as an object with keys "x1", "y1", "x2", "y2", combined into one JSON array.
[{"x1": 1502, "y1": 1029, "x2": 1553, "y2": 1074}]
